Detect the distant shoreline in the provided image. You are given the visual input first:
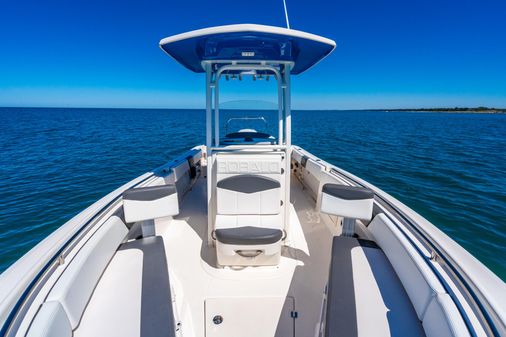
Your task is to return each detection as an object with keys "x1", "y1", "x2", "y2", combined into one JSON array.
[
  {"x1": 376, "y1": 108, "x2": 506, "y2": 114},
  {"x1": 1, "y1": 106, "x2": 505, "y2": 113}
]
